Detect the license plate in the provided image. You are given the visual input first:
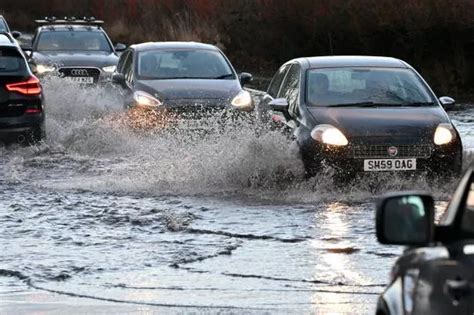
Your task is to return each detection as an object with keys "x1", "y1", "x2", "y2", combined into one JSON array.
[
  {"x1": 65, "y1": 77, "x2": 94, "y2": 84},
  {"x1": 177, "y1": 120, "x2": 213, "y2": 129},
  {"x1": 364, "y1": 159, "x2": 416, "y2": 172}
]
